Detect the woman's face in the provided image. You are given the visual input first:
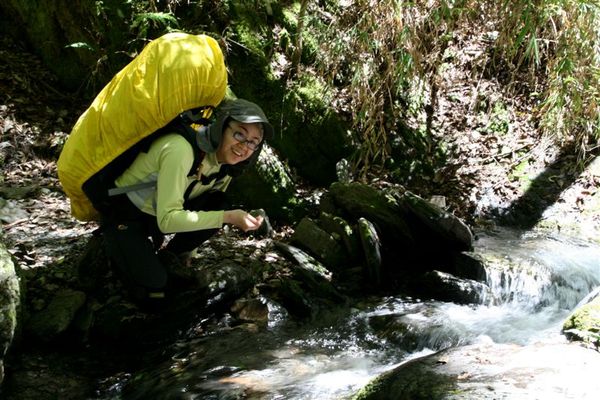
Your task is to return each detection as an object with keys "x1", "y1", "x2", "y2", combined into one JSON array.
[{"x1": 216, "y1": 121, "x2": 263, "y2": 164}]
